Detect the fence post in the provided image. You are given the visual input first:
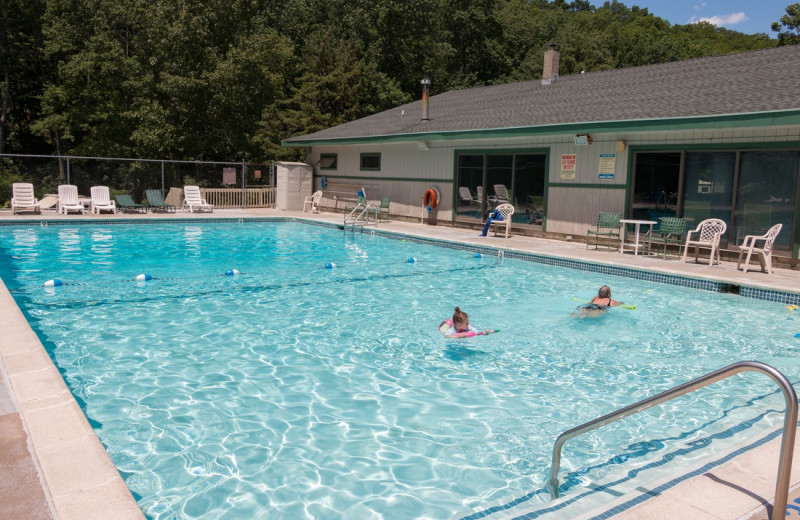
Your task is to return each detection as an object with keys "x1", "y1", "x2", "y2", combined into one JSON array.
[
  {"x1": 161, "y1": 161, "x2": 165, "y2": 193},
  {"x1": 66, "y1": 157, "x2": 70, "y2": 185},
  {"x1": 241, "y1": 159, "x2": 247, "y2": 209}
]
